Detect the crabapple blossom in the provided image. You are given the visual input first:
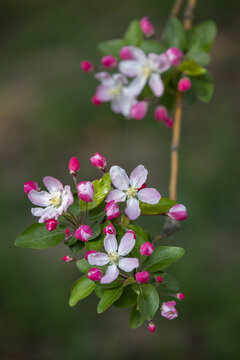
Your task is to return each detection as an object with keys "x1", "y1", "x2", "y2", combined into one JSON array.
[
  {"x1": 88, "y1": 268, "x2": 103, "y2": 281},
  {"x1": 90, "y1": 152, "x2": 107, "y2": 172},
  {"x1": 69, "y1": 157, "x2": 80, "y2": 175},
  {"x1": 161, "y1": 301, "x2": 178, "y2": 320},
  {"x1": 101, "y1": 55, "x2": 118, "y2": 68},
  {"x1": 85, "y1": 250, "x2": 97, "y2": 260},
  {"x1": 104, "y1": 223, "x2": 116, "y2": 235},
  {"x1": 80, "y1": 60, "x2": 94, "y2": 72},
  {"x1": 28, "y1": 176, "x2": 73, "y2": 223},
  {"x1": 119, "y1": 46, "x2": 134, "y2": 60},
  {"x1": 88, "y1": 232, "x2": 139, "y2": 284},
  {"x1": 168, "y1": 204, "x2": 188, "y2": 221},
  {"x1": 105, "y1": 201, "x2": 120, "y2": 220},
  {"x1": 92, "y1": 95, "x2": 102, "y2": 106},
  {"x1": 175, "y1": 293, "x2": 186, "y2": 300},
  {"x1": 140, "y1": 17, "x2": 155, "y2": 37},
  {"x1": 75, "y1": 225, "x2": 92, "y2": 242},
  {"x1": 156, "y1": 276, "x2": 163, "y2": 283},
  {"x1": 154, "y1": 105, "x2": 168, "y2": 122},
  {"x1": 62, "y1": 255, "x2": 74, "y2": 262},
  {"x1": 45, "y1": 219, "x2": 58, "y2": 232},
  {"x1": 24, "y1": 181, "x2": 38, "y2": 194},
  {"x1": 140, "y1": 242, "x2": 154, "y2": 256},
  {"x1": 178, "y1": 77, "x2": 192, "y2": 92},
  {"x1": 130, "y1": 101, "x2": 148, "y2": 120},
  {"x1": 105, "y1": 165, "x2": 161, "y2": 220},
  {"x1": 136, "y1": 271, "x2": 150, "y2": 284},
  {"x1": 119, "y1": 47, "x2": 170, "y2": 97},
  {"x1": 148, "y1": 322, "x2": 156, "y2": 333},
  {"x1": 77, "y1": 181, "x2": 94, "y2": 202},
  {"x1": 165, "y1": 47, "x2": 183, "y2": 66}
]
